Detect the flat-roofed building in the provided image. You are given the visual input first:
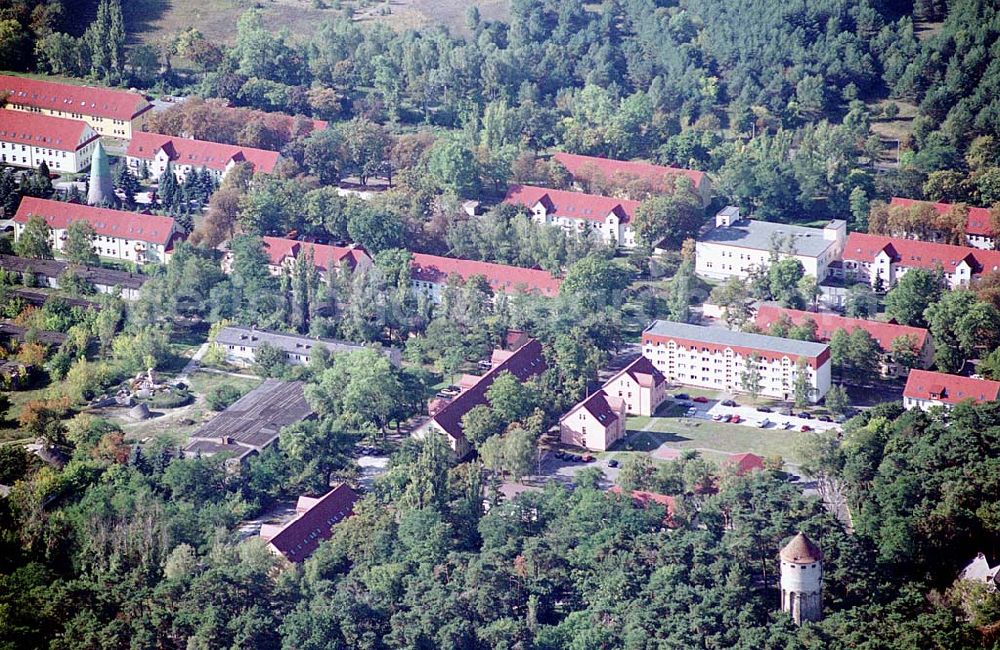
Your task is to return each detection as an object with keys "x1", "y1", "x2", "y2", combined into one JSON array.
[
  {"x1": 214, "y1": 326, "x2": 401, "y2": 367},
  {"x1": 641, "y1": 321, "x2": 831, "y2": 402},
  {"x1": 902, "y1": 369, "x2": 1000, "y2": 411},
  {"x1": 696, "y1": 207, "x2": 846, "y2": 282},
  {"x1": 182, "y1": 379, "x2": 313, "y2": 464},
  {"x1": 0, "y1": 109, "x2": 100, "y2": 173},
  {"x1": 0, "y1": 74, "x2": 151, "y2": 139},
  {"x1": 12, "y1": 198, "x2": 181, "y2": 264}
]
